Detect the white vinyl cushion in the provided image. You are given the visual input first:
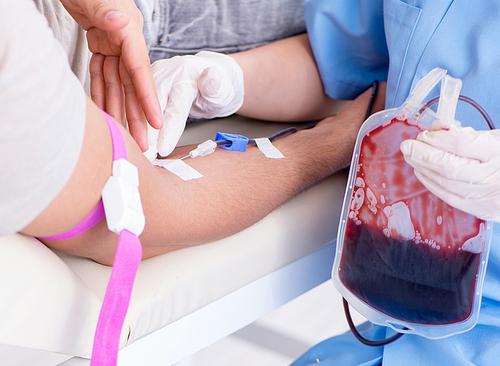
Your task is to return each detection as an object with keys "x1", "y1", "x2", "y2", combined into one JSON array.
[{"x1": 0, "y1": 234, "x2": 100, "y2": 356}]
